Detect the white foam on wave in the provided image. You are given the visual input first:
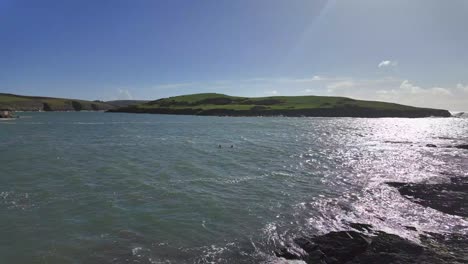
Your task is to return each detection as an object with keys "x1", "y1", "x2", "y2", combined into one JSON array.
[
  {"x1": 131, "y1": 246, "x2": 143, "y2": 256},
  {"x1": 0, "y1": 191, "x2": 34, "y2": 210},
  {"x1": 72, "y1": 122, "x2": 106, "y2": 125}
]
